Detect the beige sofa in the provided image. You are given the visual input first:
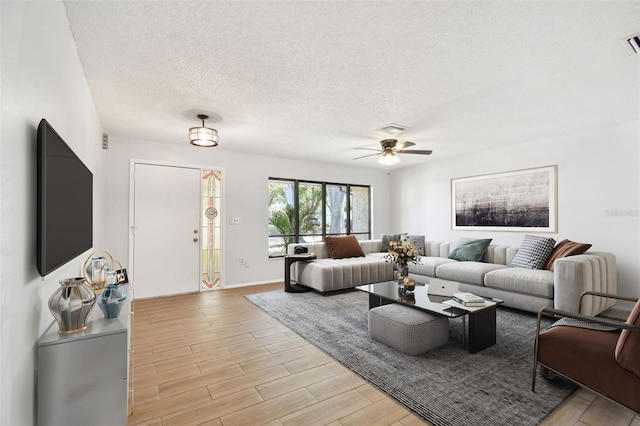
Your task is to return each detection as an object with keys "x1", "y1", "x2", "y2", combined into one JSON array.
[
  {"x1": 287, "y1": 240, "x2": 393, "y2": 293},
  {"x1": 408, "y1": 240, "x2": 616, "y2": 316},
  {"x1": 288, "y1": 239, "x2": 617, "y2": 316}
]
